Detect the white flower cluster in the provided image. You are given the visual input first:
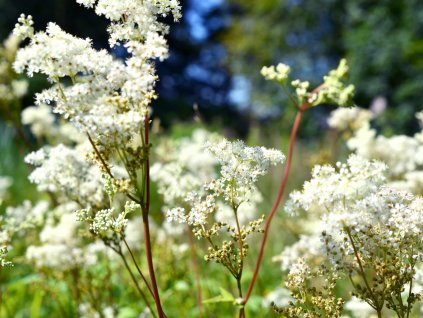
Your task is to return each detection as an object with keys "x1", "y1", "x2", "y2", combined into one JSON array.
[
  {"x1": 13, "y1": 0, "x2": 181, "y2": 147},
  {"x1": 330, "y1": 107, "x2": 423, "y2": 193},
  {"x1": 25, "y1": 144, "x2": 105, "y2": 207},
  {"x1": 151, "y1": 129, "x2": 220, "y2": 207},
  {"x1": 261, "y1": 59, "x2": 354, "y2": 107},
  {"x1": 154, "y1": 130, "x2": 267, "y2": 232},
  {"x1": 24, "y1": 202, "x2": 118, "y2": 270},
  {"x1": 13, "y1": 20, "x2": 139, "y2": 145},
  {"x1": 26, "y1": 212, "x2": 85, "y2": 270},
  {"x1": 279, "y1": 155, "x2": 423, "y2": 315},
  {"x1": 206, "y1": 139, "x2": 285, "y2": 203},
  {"x1": 0, "y1": 33, "x2": 29, "y2": 104},
  {"x1": 0, "y1": 200, "x2": 50, "y2": 267},
  {"x1": 261, "y1": 63, "x2": 290, "y2": 84},
  {"x1": 285, "y1": 258, "x2": 310, "y2": 290},
  {"x1": 22, "y1": 103, "x2": 84, "y2": 143},
  {"x1": 328, "y1": 107, "x2": 373, "y2": 131},
  {"x1": 272, "y1": 234, "x2": 323, "y2": 272},
  {"x1": 285, "y1": 154, "x2": 387, "y2": 216},
  {"x1": 0, "y1": 246, "x2": 12, "y2": 266},
  {"x1": 0, "y1": 78, "x2": 28, "y2": 102},
  {"x1": 167, "y1": 139, "x2": 284, "y2": 227},
  {"x1": 13, "y1": 14, "x2": 34, "y2": 39},
  {"x1": 21, "y1": 104, "x2": 55, "y2": 138},
  {"x1": 314, "y1": 59, "x2": 355, "y2": 107},
  {"x1": 76, "y1": 201, "x2": 139, "y2": 239},
  {"x1": 262, "y1": 287, "x2": 294, "y2": 309},
  {"x1": 5, "y1": 200, "x2": 50, "y2": 231},
  {"x1": 76, "y1": 0, "x2": 181, "y2": 48},
  {"x1": 348, "y1": 124, "x2": 423, "y2": 177}
]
